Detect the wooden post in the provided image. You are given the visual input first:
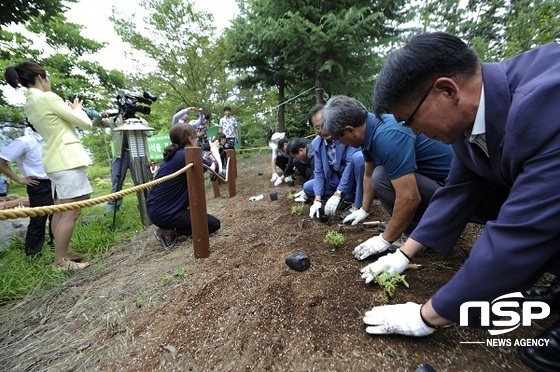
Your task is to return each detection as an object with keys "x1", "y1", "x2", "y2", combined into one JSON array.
[
  {"x1": 185, "y1": 146, "x2": 210, "y2": 258},
  {"x1": 225, "y1": 149, "x2": 237, "y2": 197},
  {"x1": 212, "y1": 179, "x2": 221, "y2": 198}
]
